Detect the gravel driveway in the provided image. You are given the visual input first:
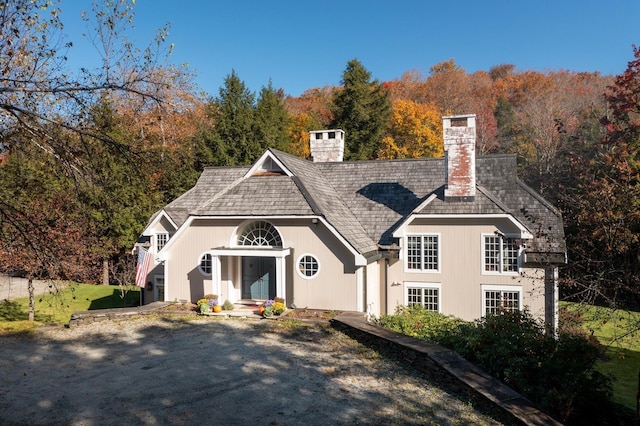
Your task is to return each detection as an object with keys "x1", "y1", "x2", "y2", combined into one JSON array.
[{"x1": 0, "y1": 316, "x2": 507, "y2": 425}]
